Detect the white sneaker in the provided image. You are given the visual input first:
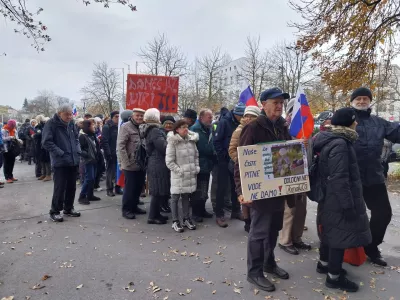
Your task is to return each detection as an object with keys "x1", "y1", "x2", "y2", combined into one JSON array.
[
  {"x1": 183, "y1": 218, "x2": 196, "y2": 230},
  {"x1": 96, "y1": 187, "x2": 103, "y2": 192},
  {"x1": 172, "y1": 221, "x2": 184, "y2": 233}
]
